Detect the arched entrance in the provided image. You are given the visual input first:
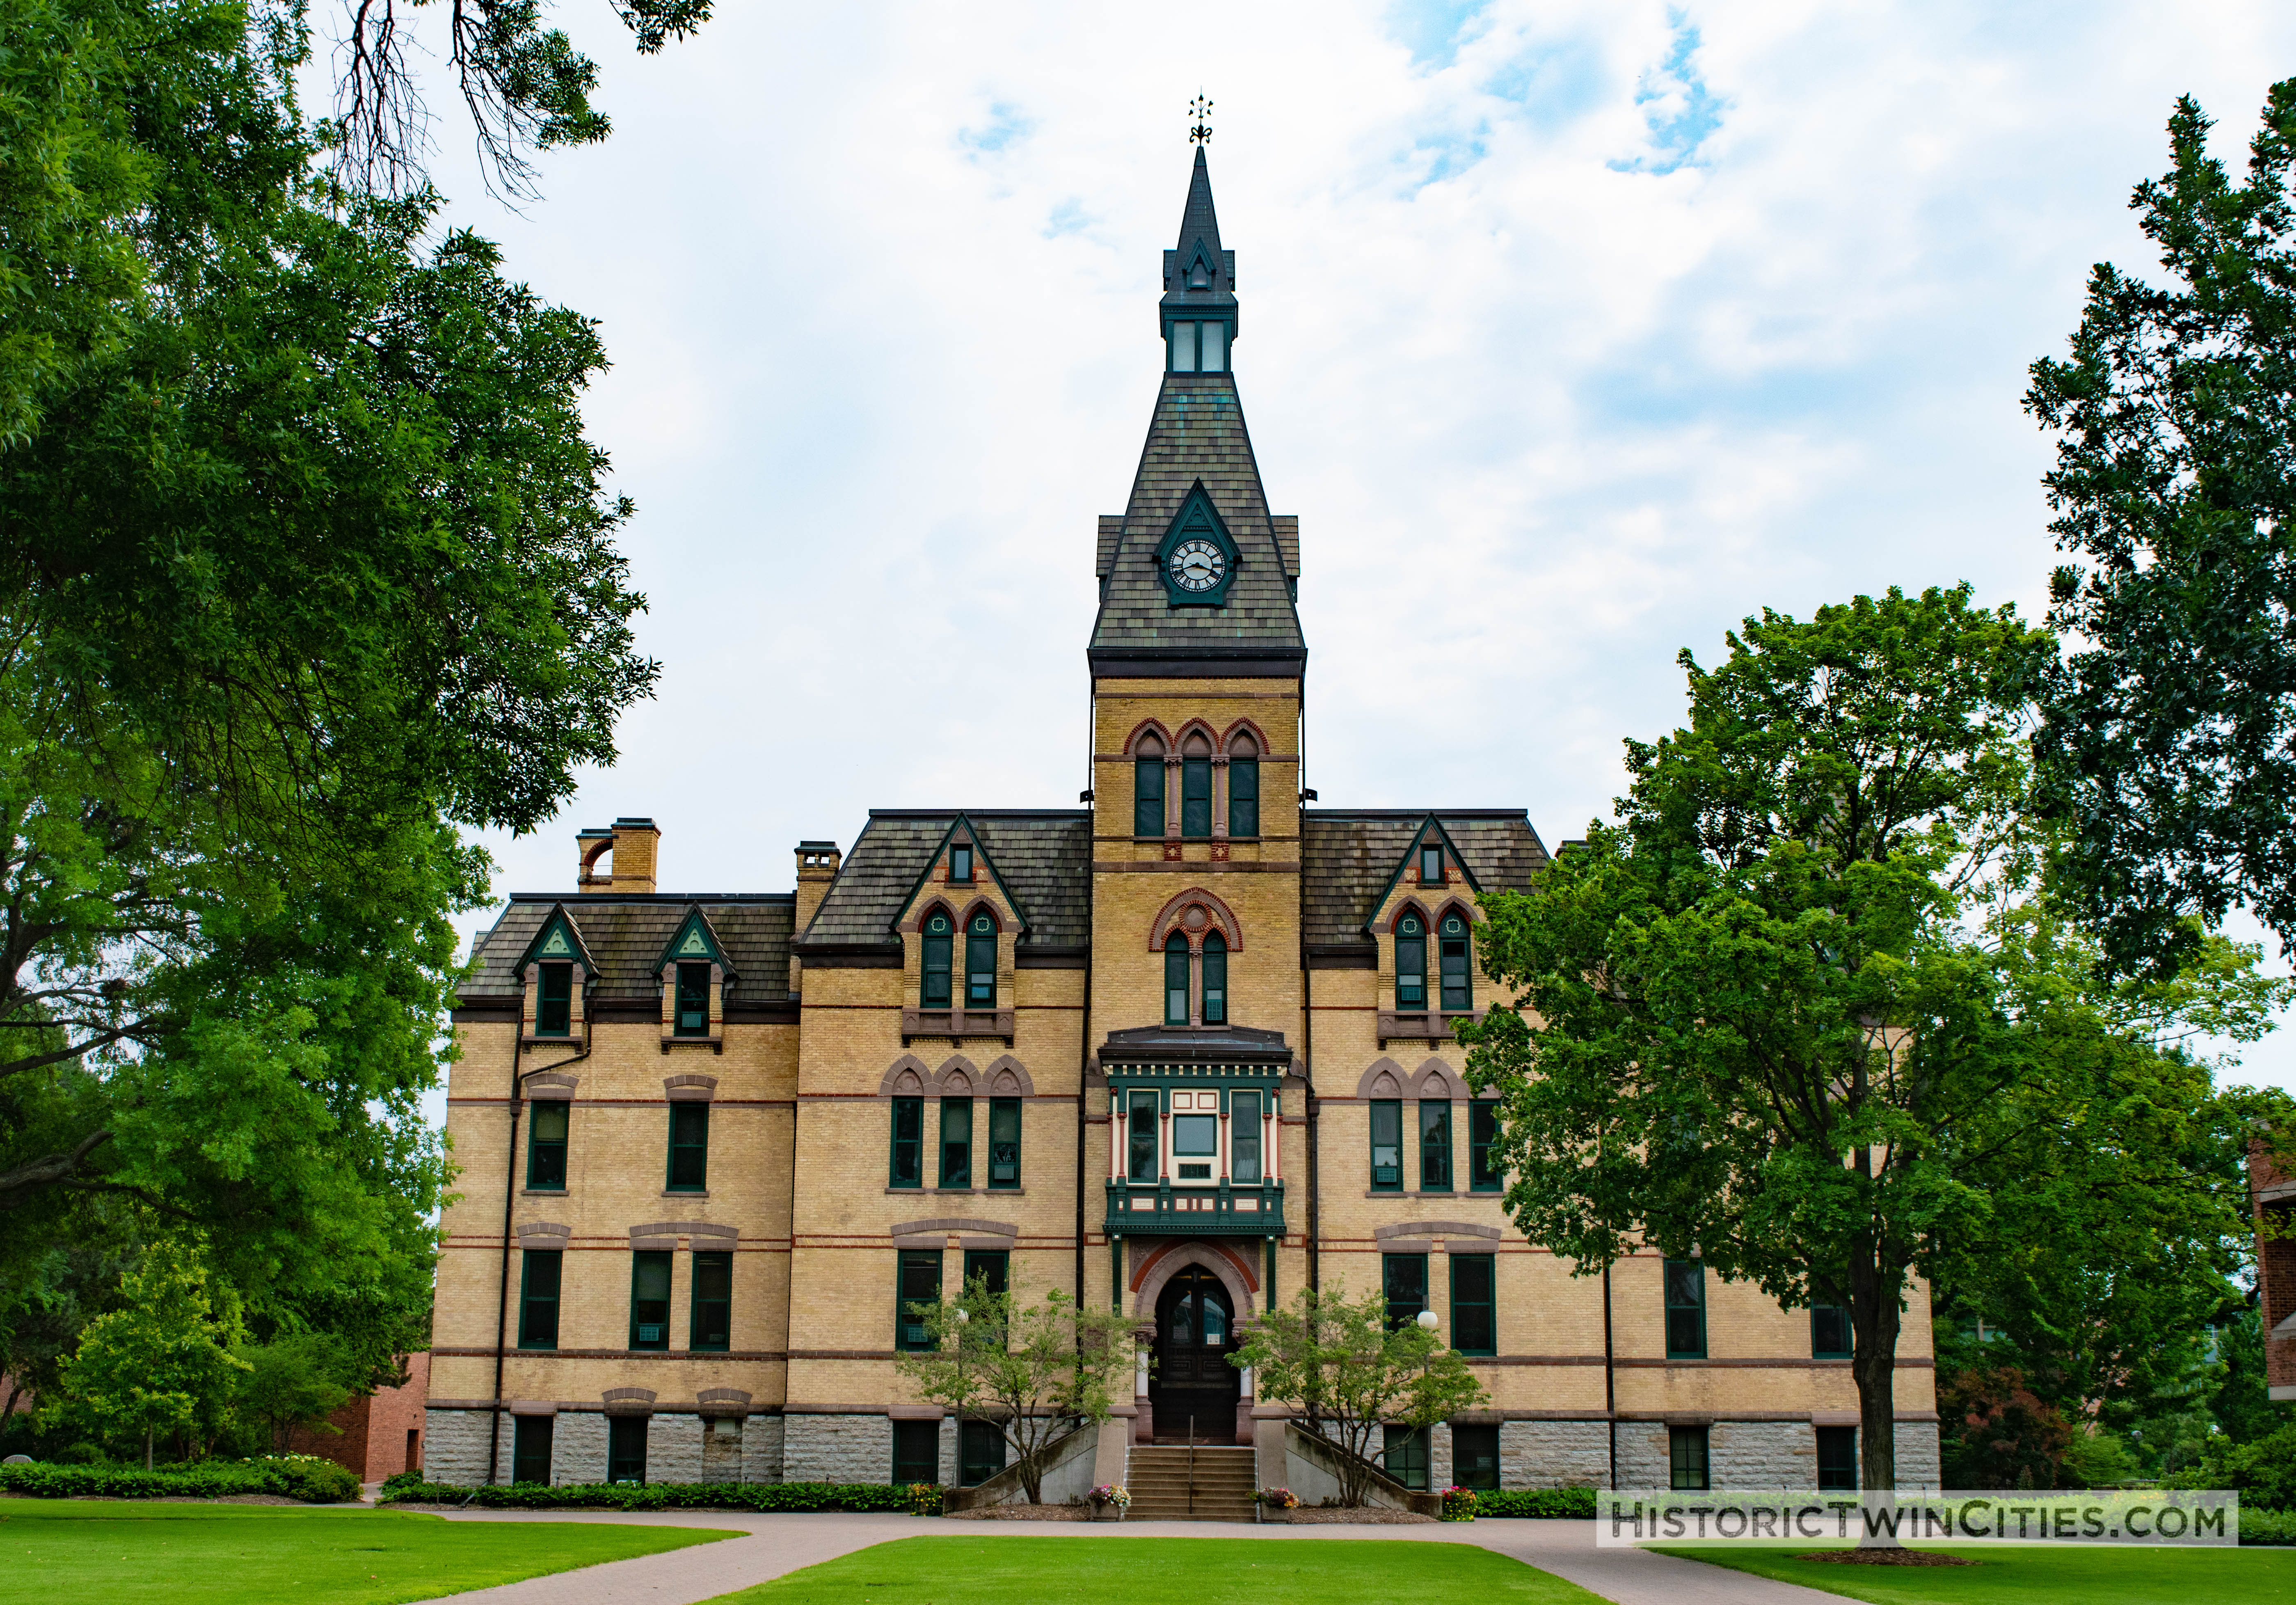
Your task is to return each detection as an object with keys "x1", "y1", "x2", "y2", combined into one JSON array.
[{"x1": 1151, "y1": 1265, "x2": 1239, "y2": 1443}]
